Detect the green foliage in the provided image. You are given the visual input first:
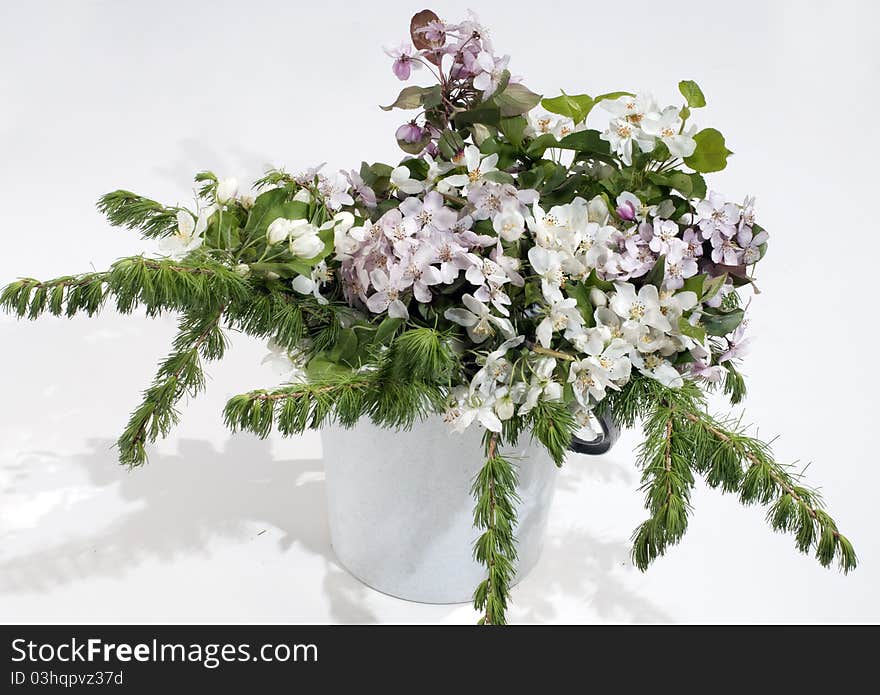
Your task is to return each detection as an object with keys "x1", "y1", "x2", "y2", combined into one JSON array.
[
  {"x1": 527, "y1": 400, "x2": 577, "y2": 467},
  {"x1": 118, "y1": 307, "x2": 228, "y2": 467},
  {"x1": 684, "y1": 128, "x2": 733, "y2": 173},
  {"x1": 541, "y1": 92, "x2": 595, "y2": 124},
  {"x1": 471, "y1": 434, "x2": 519, "y2": 625},
  {"x1": 678, "y1": 80, "x2": 706, "y2": 108},
  {"x1": 1, "y1": 256, "x2": 248, "y2": 321},
  {"x1": 97, "y1": 190, "x2": 181, "y2": 239},
  {"x1": 608, "y1": 377, "x2": 856, "y2": 574}
]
